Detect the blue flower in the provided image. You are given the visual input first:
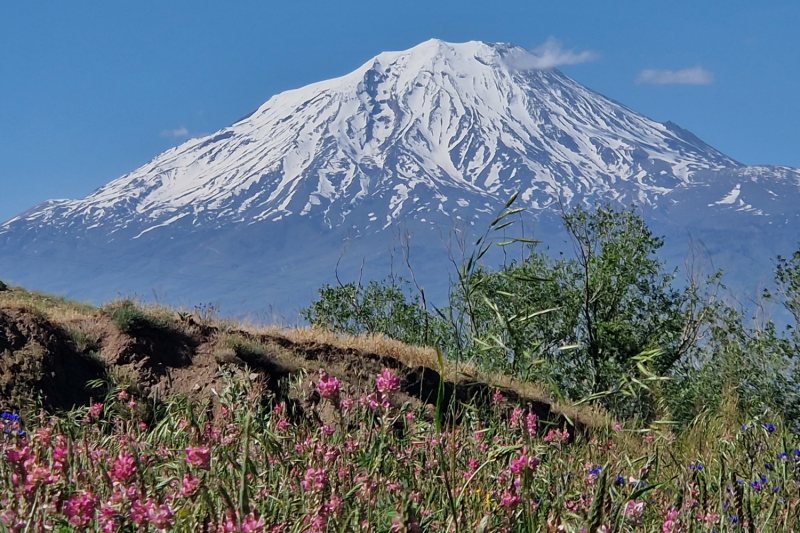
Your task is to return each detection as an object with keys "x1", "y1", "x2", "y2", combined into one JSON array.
[
  {"x1": 779, "y1": 452, "x2": 789, "y2": 461},
  {"x1": 697, "y1": 463, "x2": 704, "y2": 471},
  {"x1": 589, "y1": 466, "x2": 602, "y2": 477},
  {"x1": 764, "y1": 423, "x2": 776, "y2": 433},
  {"x1": 614, "y1": 475, "x2": 625, "y2": 486},
  {"x1": 773, "y1": 486, "x2": 781, "y2": 493},
  {"x1": 751, "y1": 480, "x2": 762, "y2": 492},
  {"x1": 0, "y1": 412, "x2": 20, "y2": 422},
  {"x1": 729, "y1": 517, "x2": 738, "y2": 524},
  {"x1": 765, "y1": 463, "x2": 774, "y2": 471}
]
